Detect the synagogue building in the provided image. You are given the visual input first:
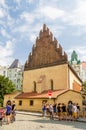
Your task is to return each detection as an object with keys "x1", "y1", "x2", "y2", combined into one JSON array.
[{"x1": 4, "y1": 24, "x2": 83, "y2": 112}]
